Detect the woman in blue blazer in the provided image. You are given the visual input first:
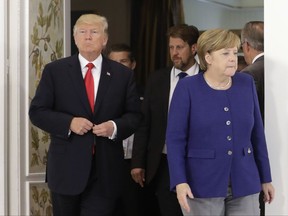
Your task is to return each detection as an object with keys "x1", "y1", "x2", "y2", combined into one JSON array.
[{"x1": 166, "y1": 29, "x2": 274, "y2": 215}]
